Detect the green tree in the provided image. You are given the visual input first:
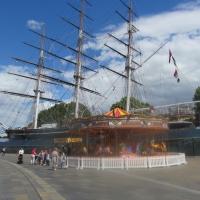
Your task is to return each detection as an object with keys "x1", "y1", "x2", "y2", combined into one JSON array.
[
  {"x1": 37, "y1": 102, "x2": 91, "y2": 127},
  {"x1": 110, "y1": 96, "x2": 150, "y2": 112},
  {"x1": 193, "y1": 86, "x2": 200, "y2": 110}
]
